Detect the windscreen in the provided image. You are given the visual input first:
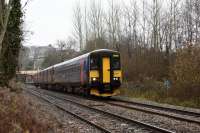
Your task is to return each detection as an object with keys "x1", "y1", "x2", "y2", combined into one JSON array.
[{"x1": 90, "y1": 56, "x2": 99, "y2": 70}]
